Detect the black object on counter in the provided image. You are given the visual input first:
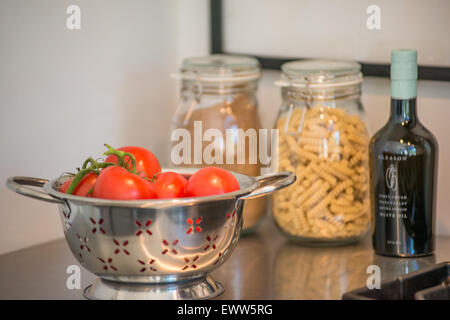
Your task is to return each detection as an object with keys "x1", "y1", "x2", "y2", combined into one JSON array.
[
  {"x1": 342, "y1": 262, "x2": 449, "y2": 300},
  {"x1": 370, "y1": 50, "x2": 438, "y2": 257}
]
